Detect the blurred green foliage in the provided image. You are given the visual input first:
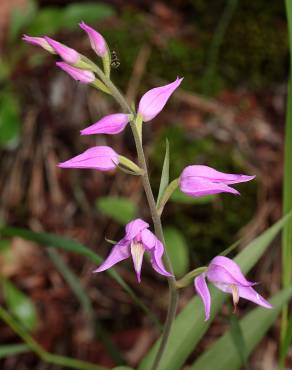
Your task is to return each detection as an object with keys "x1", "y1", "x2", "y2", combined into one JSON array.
[
  {"x1": 96, "y1": 196, "x2": 138, "y2": 225},
  {"x1": 1, "y1": 278, "x2": 37, "y2": 332},
  {"x1": 0, "y1": 90, "x2": 21, "y2": 148},
  {"x1": 164, "y1": 227, "x2": 190, "y2": 277}
]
